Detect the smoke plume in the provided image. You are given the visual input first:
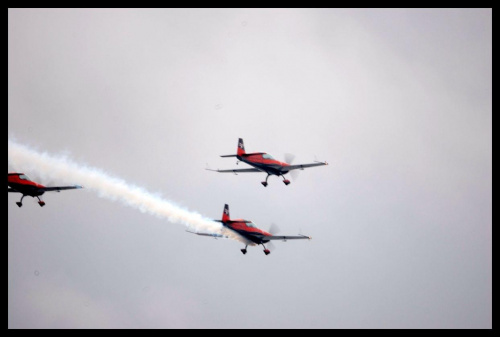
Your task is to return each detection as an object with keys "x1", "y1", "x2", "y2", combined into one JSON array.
[{"x1": 8, "y1": 139, "x2": 230, "y2": 236}]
